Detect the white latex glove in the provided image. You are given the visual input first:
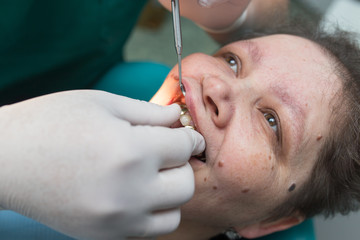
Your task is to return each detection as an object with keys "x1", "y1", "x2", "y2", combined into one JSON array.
[
  {"x1": 158, "y1": 0, "x2": 250, "y2": 31},
  {"x1": 0, "y1": 90, "x2": 205, "y2": 240},
  {"x1": 197, "y1": 0, "x2": 230, "y2": 8}
]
